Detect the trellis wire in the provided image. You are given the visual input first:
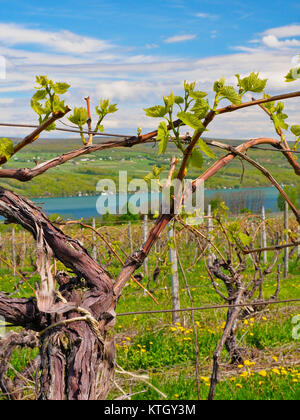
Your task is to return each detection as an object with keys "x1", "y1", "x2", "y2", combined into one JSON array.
[{"x1": 117, "y1": 298, "x2": 300, "y2": 317}]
